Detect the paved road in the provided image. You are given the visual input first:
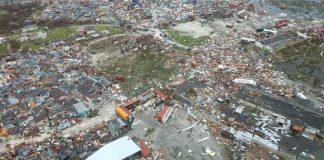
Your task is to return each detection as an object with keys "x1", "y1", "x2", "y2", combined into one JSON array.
[
  {"x1": 63, "y1": 101, "x2": 115, "y2": 136},
  {"x1": 242, "y1": 84, "x2": 324, "y2": 117},
  {"x1": 69, "y1": 24, "x2": 117, "y2": 29}
]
